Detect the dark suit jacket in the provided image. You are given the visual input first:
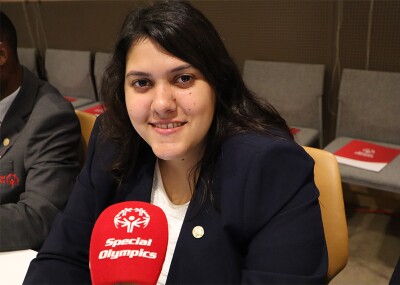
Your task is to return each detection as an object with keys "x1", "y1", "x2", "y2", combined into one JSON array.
[
  {"x1": 24, "y1": 118, "x2": 328, "y2": 284},
  {"x1": 0, "y1": 67, "x2": 81, "y2": 251}
]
